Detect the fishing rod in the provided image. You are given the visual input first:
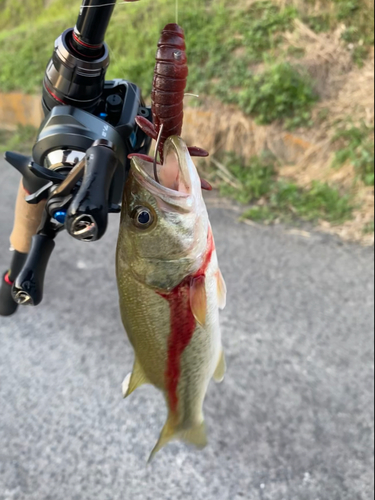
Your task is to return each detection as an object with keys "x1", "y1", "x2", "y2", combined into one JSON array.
[{"x1": 0, "y1": 0, "x2": 152, "y2": 316}]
